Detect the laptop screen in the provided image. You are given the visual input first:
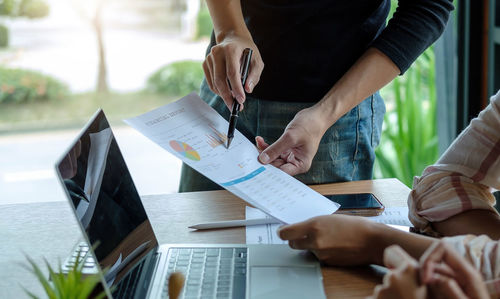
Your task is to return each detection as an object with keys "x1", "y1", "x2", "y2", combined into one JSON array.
[{"x1": 55, "y1": 110, "x2": 158, "y2": 293}]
